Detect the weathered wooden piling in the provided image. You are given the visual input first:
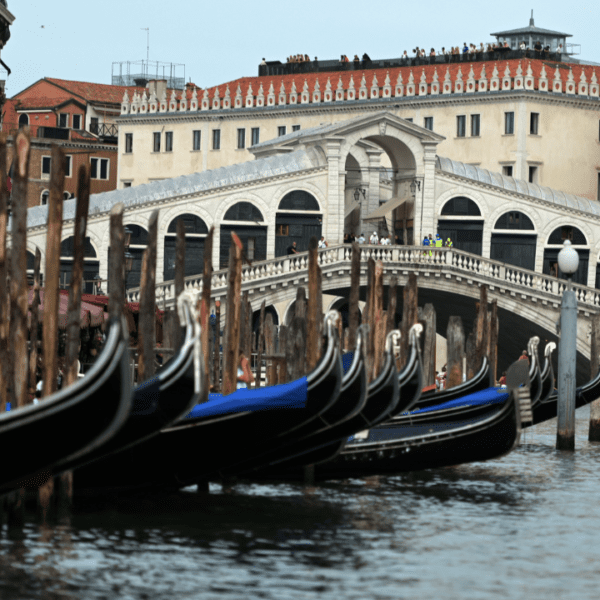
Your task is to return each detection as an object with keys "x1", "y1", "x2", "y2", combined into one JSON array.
[
  {"x1": 363, "y1": 258, "x2": 375, "y2": 375},
  {"x1": 474, "y1": 285, "x2": 489, "y2": 372},
  {"x1": 137, "y1": 210, "x2": 158, "y2": 382},
  {"x1": 0, "y1": 135, "x2": 10, "y2": 411},
  {"x1": 173, "y1": 217, "x2": 186, "y2": 350},
  {"x1": 108, "y1": 204, "x2": 125, "y2": 321},
  {"x1": 386, "y1": 276, "x2": 397, "y2": 337},
  {"x1": 255, "y1": 301, "x2": 266, "y2": 388},
  {"x1": 589, "y1": 314, "x2": 600, "y2": 441},
  {"x1": 489, "y1": 301, "x2": 499, "y2": 383},
  {"x1": 10, "y1": 130, "x2": 32, "y2": 408},
  {"x1": 465, "y1": 331, "x2": 476, "y2": 381},
  {"x1": 222, "y1": 233, "x2": 243, "y2": 395},
  {"x1": 418, "y1": 303, "x2": 437, "y2": 388},
  {"x1": 400, "y1": 273, "x2": 418, "y2": 367},
  {"x1": 446, "y1": 316, "x2": 465, "y2": 389},
  {"x1": 28, "y1": 250, "x2": 41, "y2": 400},
  {"x1": 347, "y1": 242, "x2": 361, "y2": 351},
  {"x1": 372, "y1": 261, "x2": 385, "y2": 380},
  {"x1": 212, "y1": 300, "x2": 221, "y2": 391},
  {"x1": 264, "y1": 312, "x2": 275, "y2": 385},
  {"x1": 200, "y1": 227, "x2": 213, "y2": 393},
  {"x1": 65, "y1": 165, "x2": 90, "y2": 386},
  {"x1": 306, "y1": 238, "x2": 322, "y2": 371},
  {"x1": 277, "y1": 325, "x2": 287, "y2": 383}
]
